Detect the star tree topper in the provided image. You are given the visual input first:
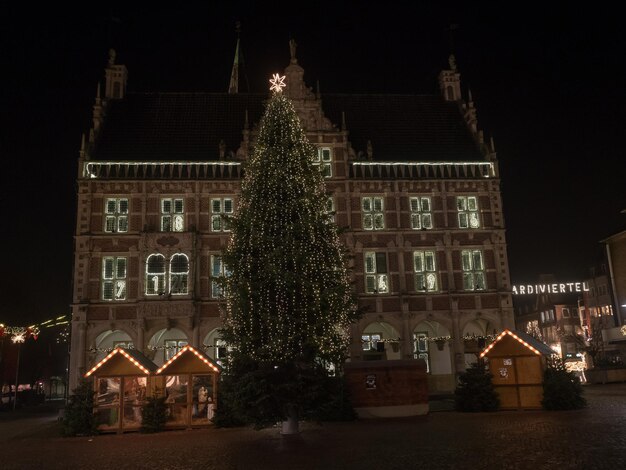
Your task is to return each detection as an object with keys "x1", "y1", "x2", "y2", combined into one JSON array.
[{"x1": 269, "y1": 73, "x2": 286, "y2": 93}]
